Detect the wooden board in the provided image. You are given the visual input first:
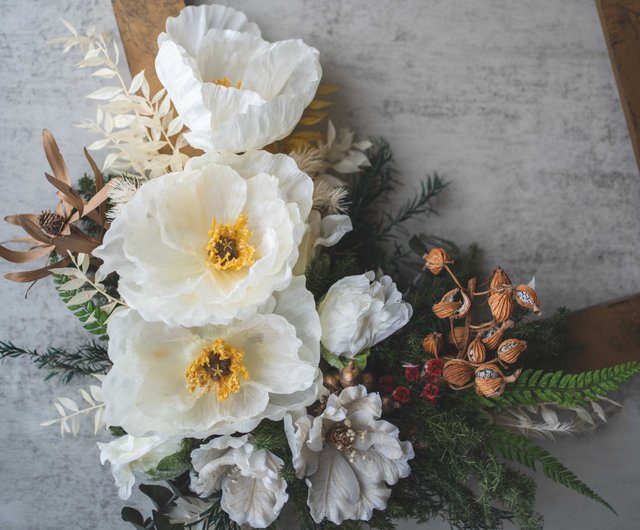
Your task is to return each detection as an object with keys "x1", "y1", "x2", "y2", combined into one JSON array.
[
  {"x1": 567, "y1": 295, "x2": 640, "y2": 371},
  {"x1": 111, "y1": 0, "x2": 185, "y2": 96},
  {"x1": 596, "y1": 0, "x2": 640, "y2": 175}
]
